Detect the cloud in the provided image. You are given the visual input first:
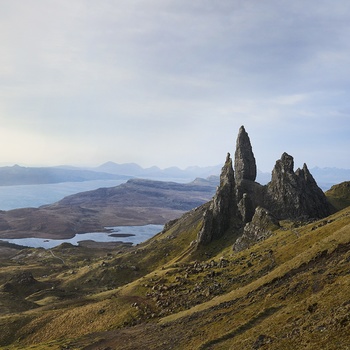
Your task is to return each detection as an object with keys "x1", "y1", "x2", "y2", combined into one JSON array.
[{"x1": 0, "y1": 0, "x2": 349, "y2": 169}]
